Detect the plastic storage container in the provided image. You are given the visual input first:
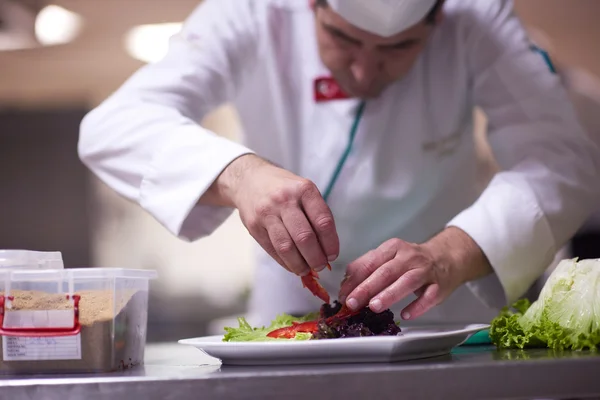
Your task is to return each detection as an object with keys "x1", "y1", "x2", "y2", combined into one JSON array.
[
  {"x1": 0, "y1": 250, "x2": 64, "y2": 269},
  {"x1": 0, "y1": 268, "x2": 157, "y2": 374}
]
